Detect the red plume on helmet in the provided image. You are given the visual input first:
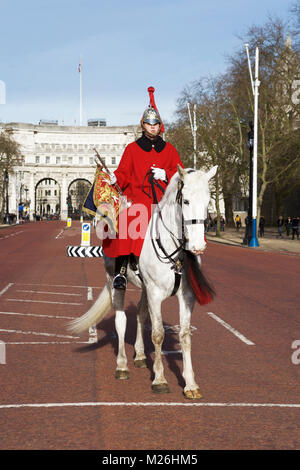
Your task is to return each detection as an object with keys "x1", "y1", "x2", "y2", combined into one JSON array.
[{"x1": 141, "y1": 86, "x2": 165, "y2": 133}]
